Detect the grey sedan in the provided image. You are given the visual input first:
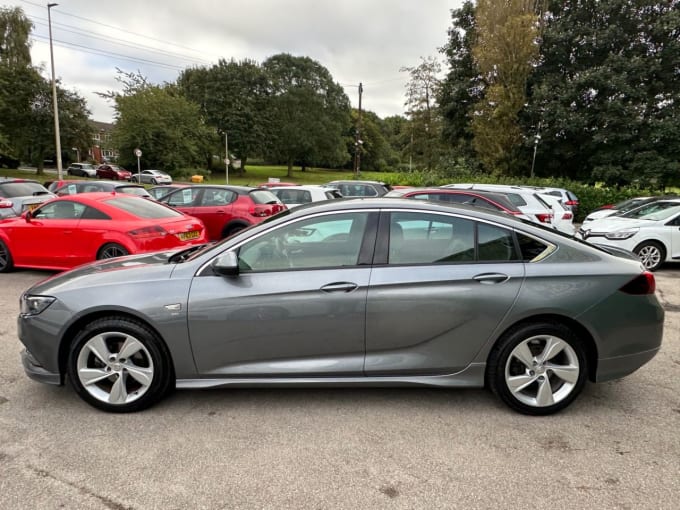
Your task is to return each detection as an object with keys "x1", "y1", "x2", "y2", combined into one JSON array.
[{"x1": 17, "y1": 199, "x2": 664, "y2": 414}]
